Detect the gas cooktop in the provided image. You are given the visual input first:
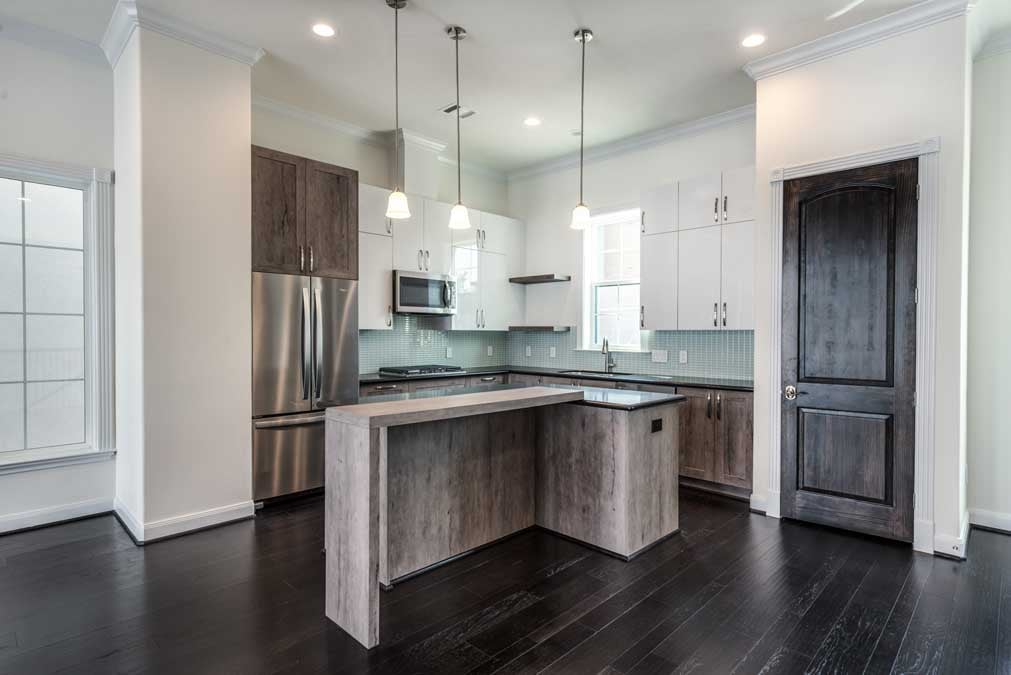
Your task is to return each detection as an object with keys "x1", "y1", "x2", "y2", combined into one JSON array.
[{"x1": 378, "y1": 365, "x2": 466, "y2": 377}]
